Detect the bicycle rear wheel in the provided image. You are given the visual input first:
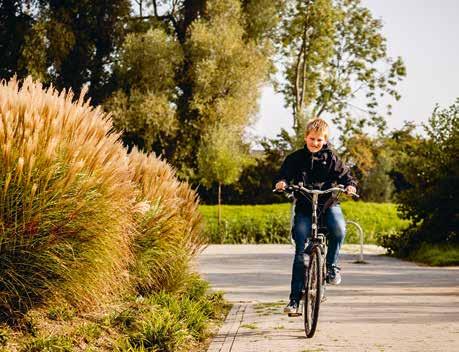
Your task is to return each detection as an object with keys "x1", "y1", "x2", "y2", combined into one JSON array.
[{"x1": 303, "y1": 246, "x2": 323, "y2": 338}]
